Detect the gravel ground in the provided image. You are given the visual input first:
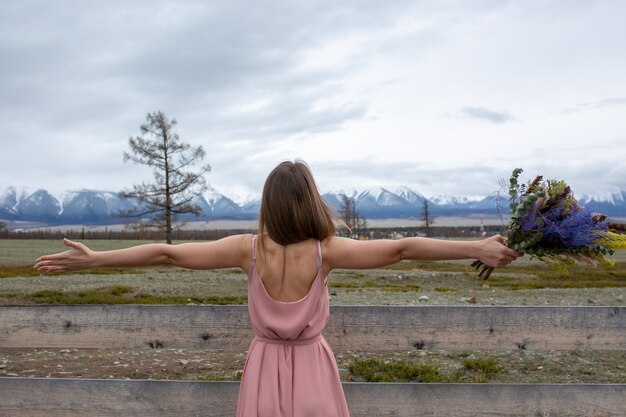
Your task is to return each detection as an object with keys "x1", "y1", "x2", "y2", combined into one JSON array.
[
  {"x1": 1, "y1": 347, "x2": 624, "y2": 383},
  {"x1": 1, "y1": 267, "x2": 624, "y2": 306}
]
